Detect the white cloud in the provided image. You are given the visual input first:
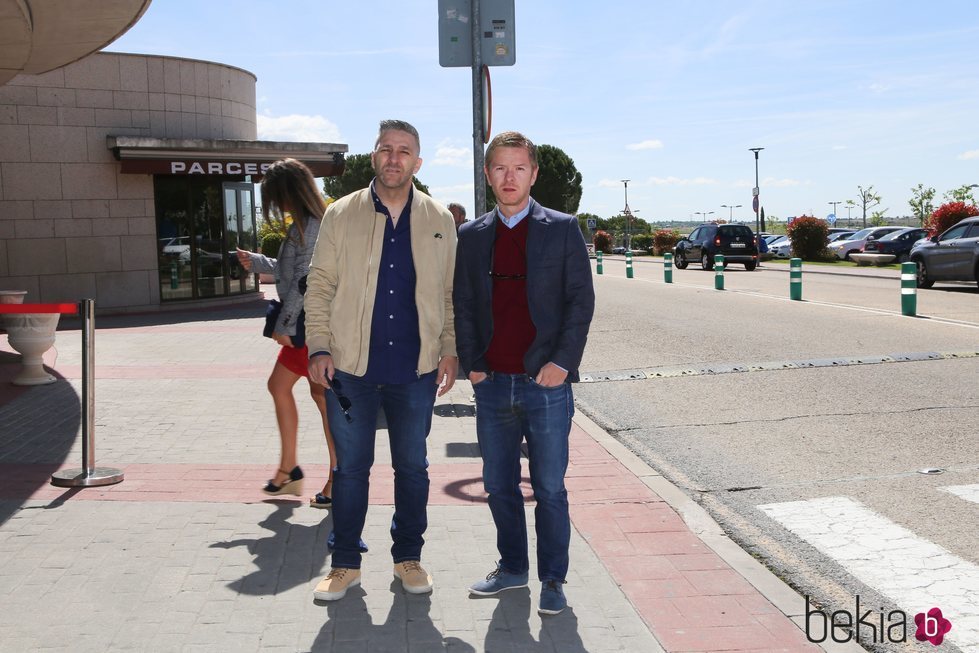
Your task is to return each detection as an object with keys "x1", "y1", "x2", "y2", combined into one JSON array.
[
  {"x1": 431, "y1": 140, "x2": 472, "y2": 168},
  {"x1": 832, "y1": 145, "x2": 848, "y2": 151},
  {"x1": 762, "y1": 177, "x2": 805, "y2": 188},
  {"x1": 257, "y1": 113, "x2": 342, "y2": 142},
  {"x1": 958, "y1": 149, "x2": 979, "y2": 160},
  {"x1": 627, "y1": 139, "x2": 664, "y2": 151},
  {"x1": 645, "y1": 176, "x2": 717, "y2": 186}
]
